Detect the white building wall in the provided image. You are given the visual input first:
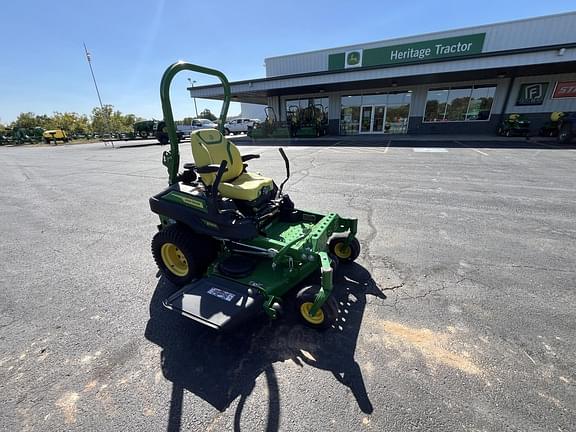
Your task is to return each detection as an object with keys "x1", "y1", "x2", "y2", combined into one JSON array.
[
  {"x1": 505, "y1": 72, "x2": 576, "y2": 114},
  {"x1": 240, "y1": 103, "x2": 267, "y2": 120},
  {"x1": 265, "y1": 12, "x2": 576, "y2": 77}
]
